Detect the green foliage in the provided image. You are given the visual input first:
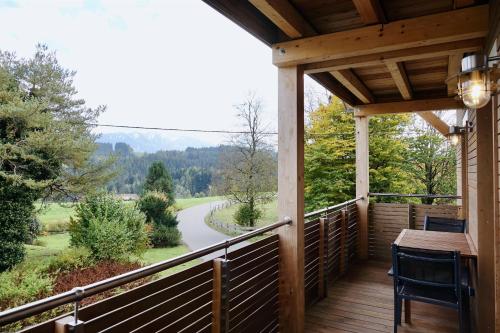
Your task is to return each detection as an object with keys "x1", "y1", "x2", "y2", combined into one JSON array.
[
  {"x1": 25, "y1": 217, "x2": 42, "y2": 245},
  {"x1": 47, "y1": 247, "x2": 94, "y2": 273},
  {"x1": 144, "y1": 162, "x2": 175, "y2": 205},
  {"x1": 304, "y1": 97, "x2": 415, "y2": 210},
  {"x1": 406, "y1": 117, "x2": 457, "y2": 204},
  {"x1": 137, "y1": 191, "x2": 180, "y2": 247},
  {"x1": 234, "y1": 203, "x2": 262, "y2": 227},
  {"x1": 0, "y1": 182, "x2": 36, "y2": 271},
  {"x1": 0, "y1": 262, "x2": 53, "y2": 310},
  {"x1": 99, "y1": 145, "x2": 222, "y2": 197},
  {"x1": 137, "y1": 191, "x2": 177, "y2": 228},
  {"x1": 0, "y1": 45, "x2": 115, "y2": 270},
  {"x1": 150, "y1": 225, "x2": 181, "y2": 247},
  {"x1": 69, "y1": 193, "x2": 150, "y2": 261}
]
